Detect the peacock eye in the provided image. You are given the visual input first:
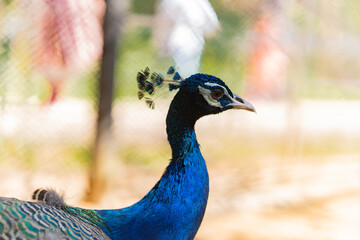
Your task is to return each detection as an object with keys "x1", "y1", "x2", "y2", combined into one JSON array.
[{"x1": 210, "y1": 88, "x2": 224, "y2": 100}]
